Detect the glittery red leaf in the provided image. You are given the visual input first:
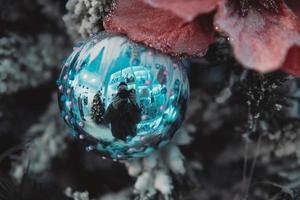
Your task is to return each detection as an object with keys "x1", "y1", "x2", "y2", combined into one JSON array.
[
  {"x1": 282, "y1": 46, "x2": 300, "y2": 75},
  {"x1": 214, "y1": 0, "x2": 300, "y2": 72},
  {"x1": 143, "y1": 0, "x2": 221, "y2": 22},
  {"x1": 103, "y1": 0, "x2": 215, "y2": 56}
]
